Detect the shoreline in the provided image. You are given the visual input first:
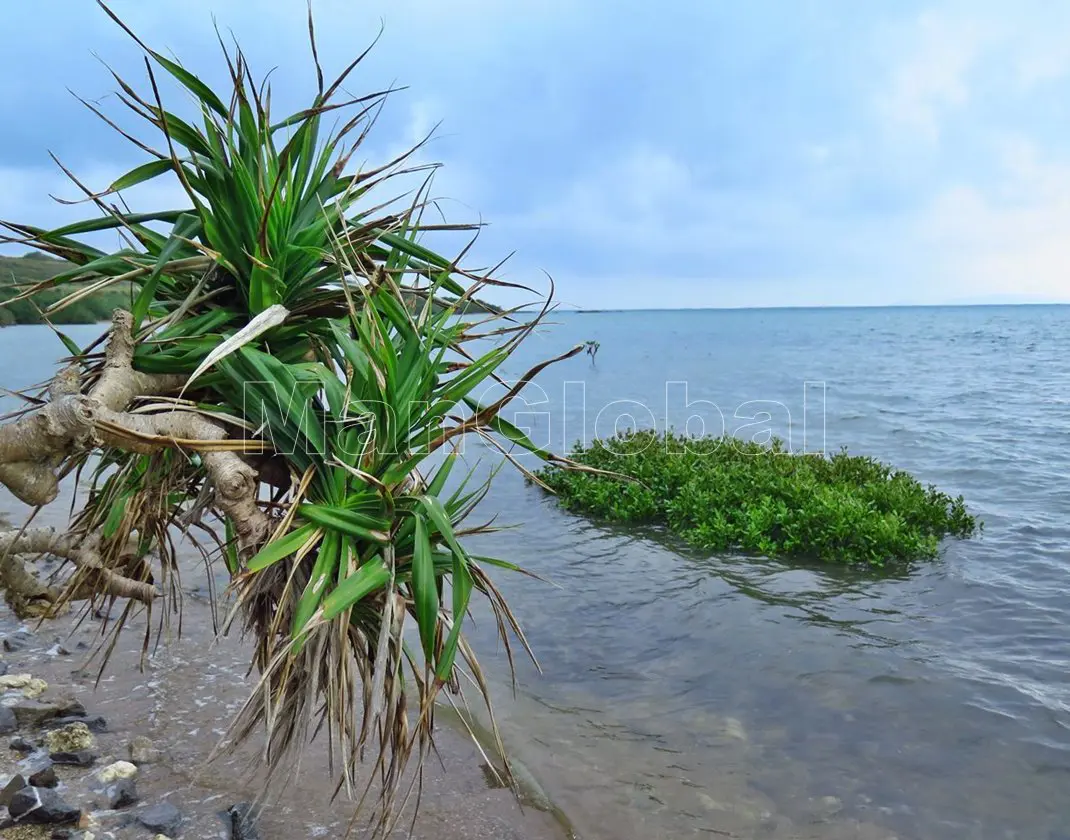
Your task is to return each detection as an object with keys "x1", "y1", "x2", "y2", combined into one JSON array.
[{"x1": 0, "y1": 599, "x2": 572, "y2": 840}]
